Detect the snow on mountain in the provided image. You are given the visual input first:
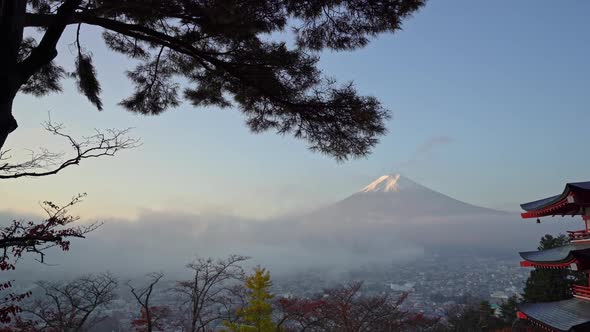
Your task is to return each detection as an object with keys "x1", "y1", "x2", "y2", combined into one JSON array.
[
  {"x1": 360, "y1": 174, "x2": 420, "y2": 193},
  {"x1": 342, "y1": 173, "x2": 498, "y2": 218},
  {"x1": 293, "y1": 174, "x2": 571, "y2": 255}
]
